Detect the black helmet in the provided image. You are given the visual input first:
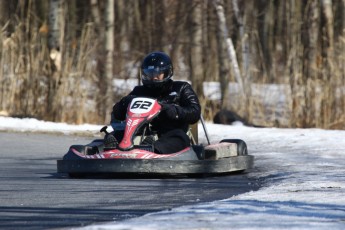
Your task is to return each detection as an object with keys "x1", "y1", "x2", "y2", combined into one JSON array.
[{"x1": 140, "y1": 52, "x2": 173, "y2": 90}]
